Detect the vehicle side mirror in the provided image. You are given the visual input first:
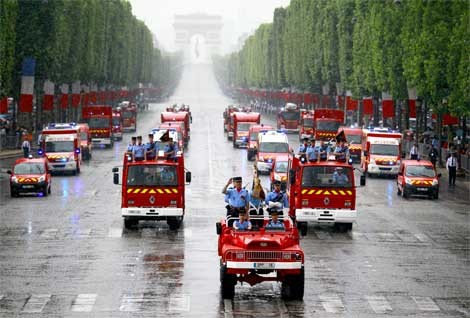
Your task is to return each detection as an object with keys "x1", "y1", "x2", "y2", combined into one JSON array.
[
  {"x1": 437, "y1": 173, "x2": 442, "y2": 178},
  {"x1": 113, "y1": 173, "x2": 119, "y2": 185},
  {"x1": 216, "y1": 222, "x2": 222, "y2": 235},
  {"x1": 289, "y1": 169, "x2": 296, "y2": 185},
  {"x1": 112, "y1": 167, "x2": 119, "y2": 173},
  {"x1": 6, "y1": 170, "x2": 12, "y2": 175},
  {"x1": 185, "y1": 171, "x2": 192, "y2": 183},
  {"x1": 360, "y1": 174, "x2": 366, "y2": 186}
]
